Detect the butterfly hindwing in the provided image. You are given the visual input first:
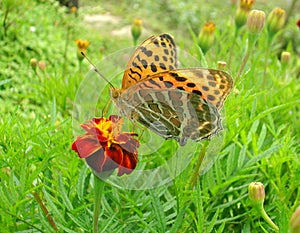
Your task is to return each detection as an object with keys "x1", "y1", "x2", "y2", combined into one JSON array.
[{"x1": 116, "y1": 81, "x2": 222, "y2": 146}]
